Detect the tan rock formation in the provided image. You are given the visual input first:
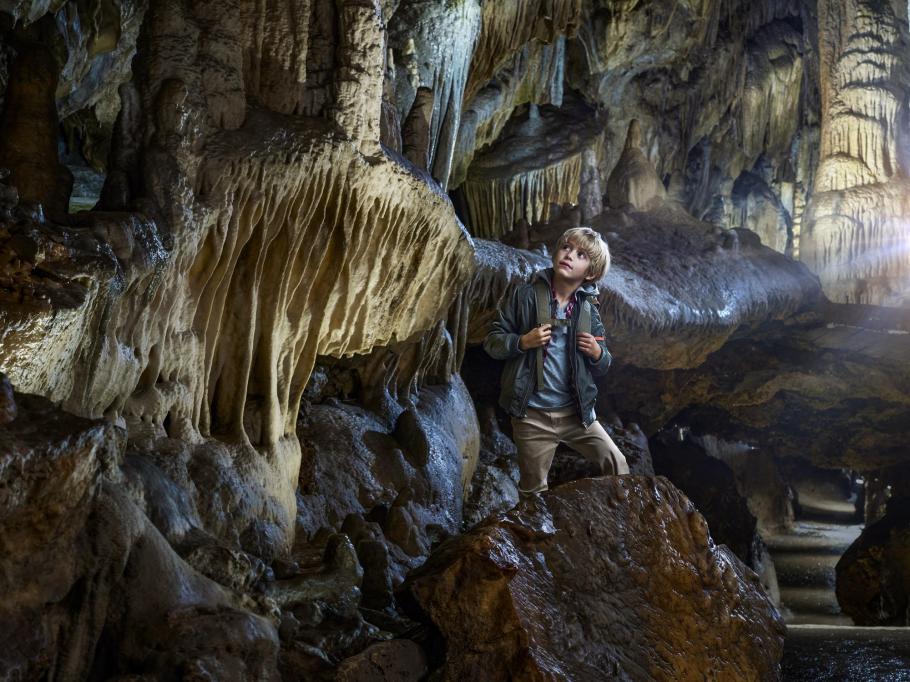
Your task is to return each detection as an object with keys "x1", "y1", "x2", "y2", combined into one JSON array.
[
  {"x1": 0, "y1": 1, "x2": 475, "y2": 554},
  {"x1": 406, "y1": 476, "x2": 786, "y2": 680},
  {"x1": 569, "y1": 2, "x2": 814, "y2": 250},
  {"x1": 801, "y1": 0, "x2": 910, "y2": 305},
  {"x1": 606, "y1": 119, "x2": 667, "y2": 210},
  {"x1": 464, "y1": 0, "x2": 582, "y2": 103}
]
